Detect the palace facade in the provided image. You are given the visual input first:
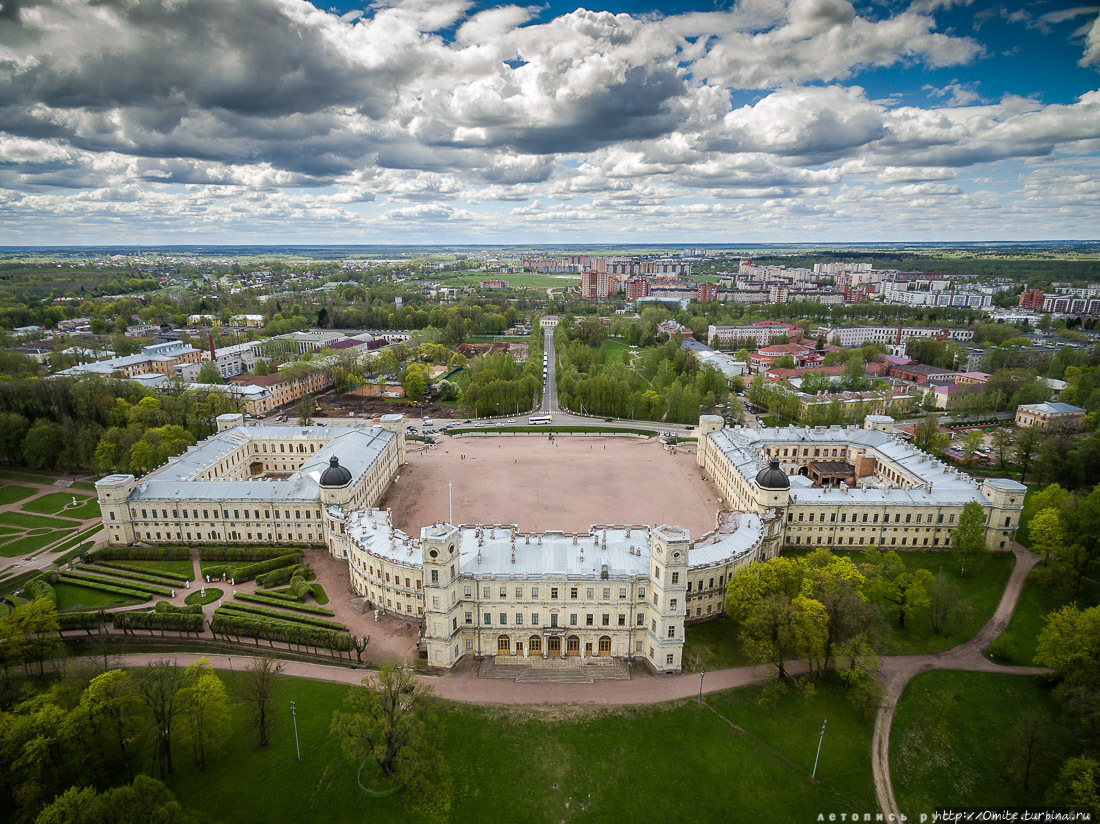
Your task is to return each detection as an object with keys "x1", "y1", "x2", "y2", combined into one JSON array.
[{"x1": 97, "y1": 411, "x2": 1025, "y2": 673}]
